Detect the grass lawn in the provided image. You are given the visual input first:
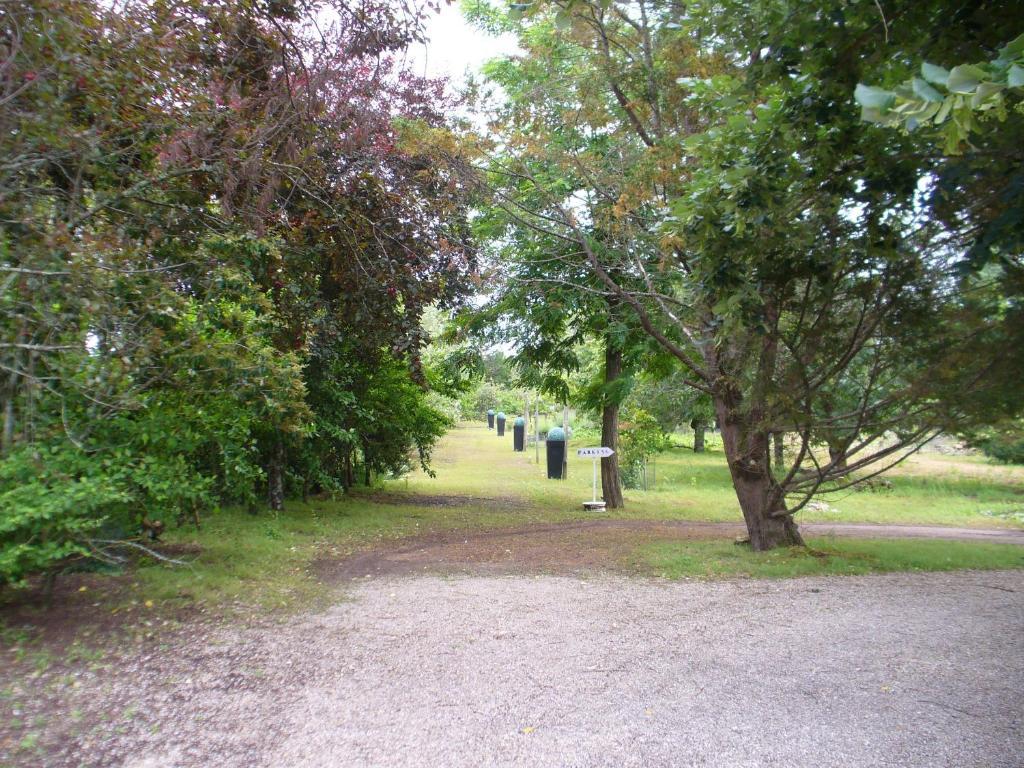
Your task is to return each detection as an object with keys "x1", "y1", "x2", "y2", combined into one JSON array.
[
  {"x1": 641, "y1": 537, "x2": 1024, "y2": 580},
  {"x1": 400, "y1": 423, "x2": 1024, "y2": 528},
  {"x1": 8, "y1": 423, "x2": 1023, "y2": 624}
]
